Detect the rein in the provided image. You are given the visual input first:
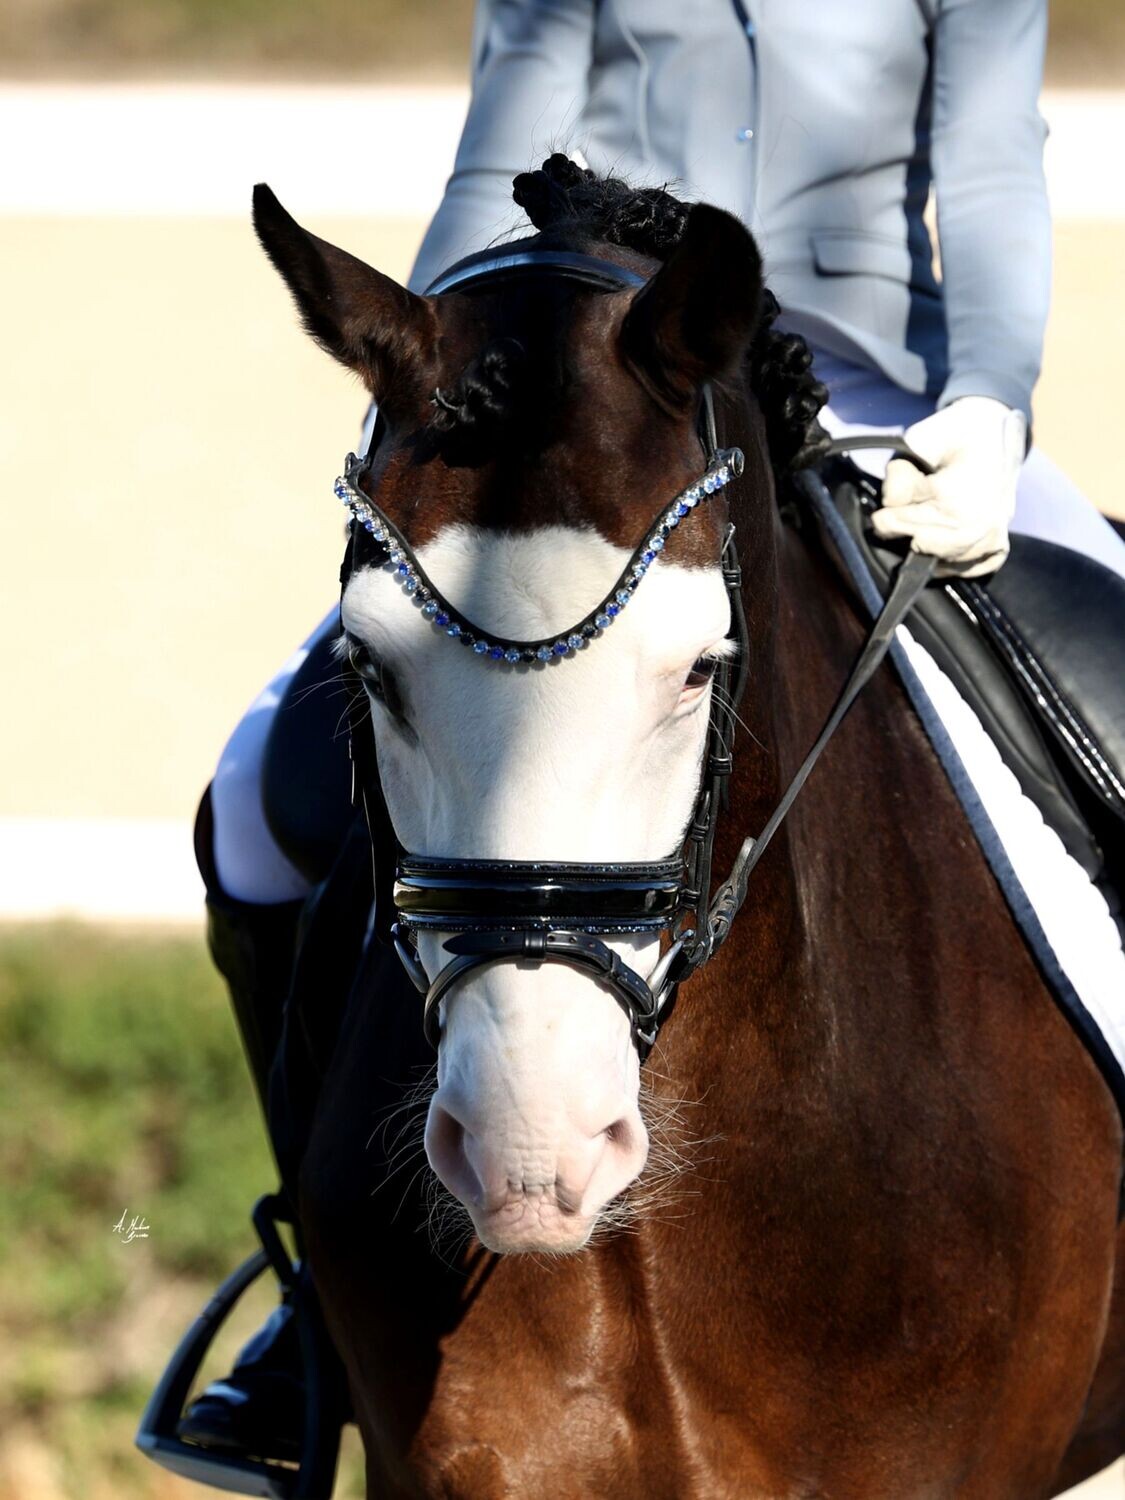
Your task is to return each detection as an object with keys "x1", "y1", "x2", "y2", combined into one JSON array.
[{"x1": 343, "y1": 251, "x2": 935, "y2": 1057}]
